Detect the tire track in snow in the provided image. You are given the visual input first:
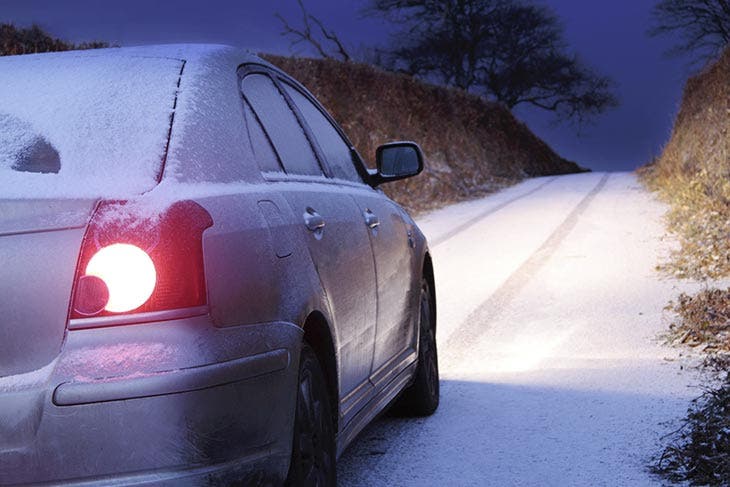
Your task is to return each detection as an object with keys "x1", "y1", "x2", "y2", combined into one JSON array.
[
  {"x1": 441, "y1": 172, "x2": 611, "y2": 364},
  {"x1": 431, "y1": 176, "x2": 560, "y2": 248}
]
